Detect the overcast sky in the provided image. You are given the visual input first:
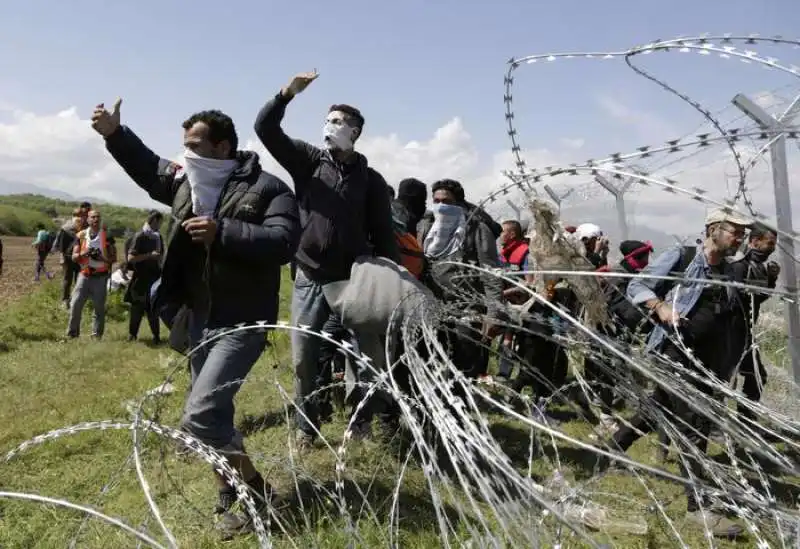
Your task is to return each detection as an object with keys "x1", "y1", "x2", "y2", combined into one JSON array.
[{"x1": 1, "y1": 0, "x2": 799, "y2": 235}]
